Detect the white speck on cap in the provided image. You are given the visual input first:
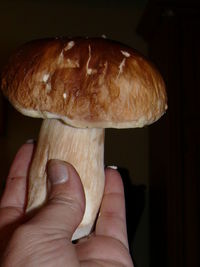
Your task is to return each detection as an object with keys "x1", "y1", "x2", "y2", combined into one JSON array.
[
  {"x1": 121, "y1": 50, "x2": 130, "y2": 58},
  {"x1": 64, "y1": 41, "x2": 75, "y2": 51},
  {"x1": 87, "y1": 68, "x2": 97, "y2": 75},
  {"x1": 117, "y1": 58, "x2": 126, "y2": 78},
  {"x1": 63, "y1": 93, "x2": 67, "y2": 99},
  {"x1": 42, "y1": 73, "x2": 49, "y2": 83},
  {"x1": 86, "y1": 45, "x2": 93, "y2": 75},
  {"x1": 87, "y1": 69, "x2": 93, "y2": 75},
  {"x1": 101, "y1": 34, "x2": 107, "y2": 39}
]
